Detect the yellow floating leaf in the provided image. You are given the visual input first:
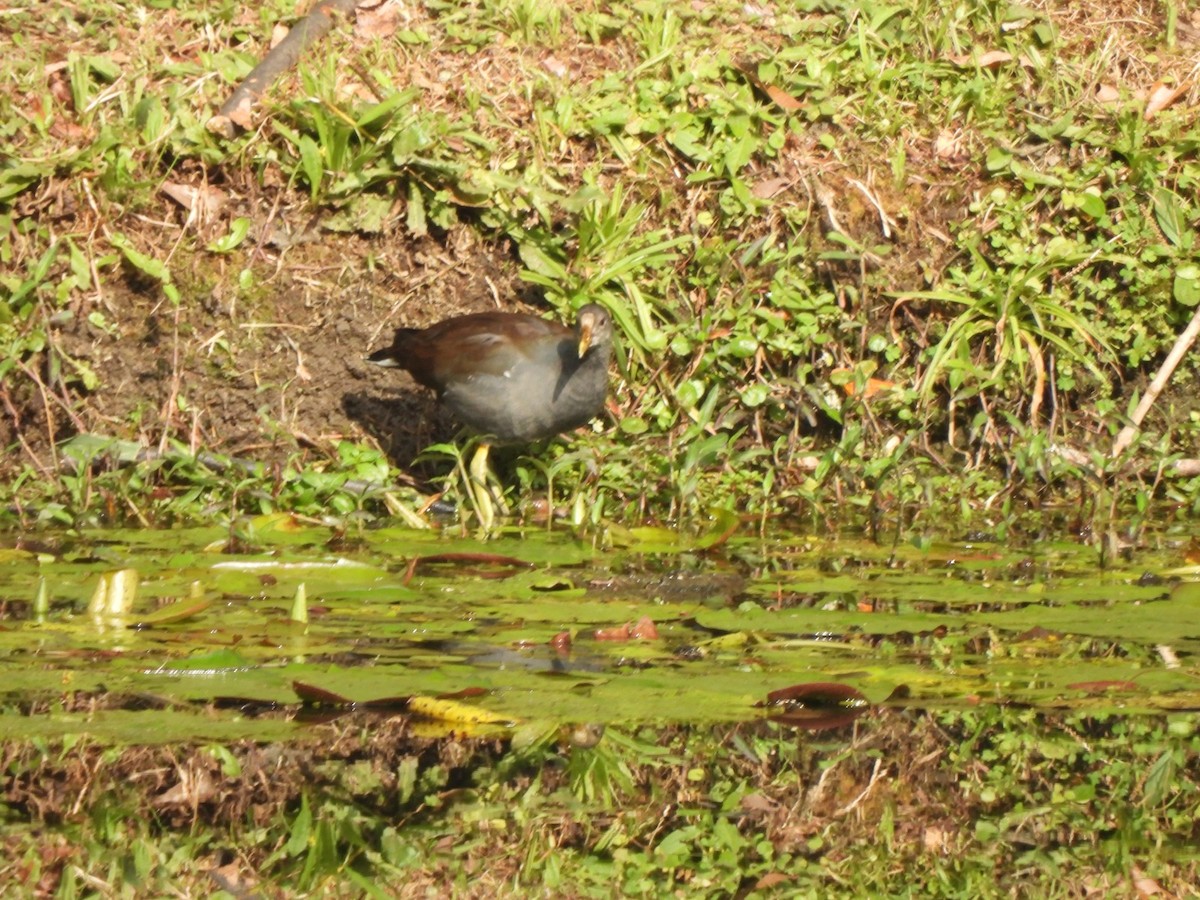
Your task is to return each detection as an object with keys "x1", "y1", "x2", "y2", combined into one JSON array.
[{"x1": 407, "y1": 695, "x2": 514, "y2": 726}]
